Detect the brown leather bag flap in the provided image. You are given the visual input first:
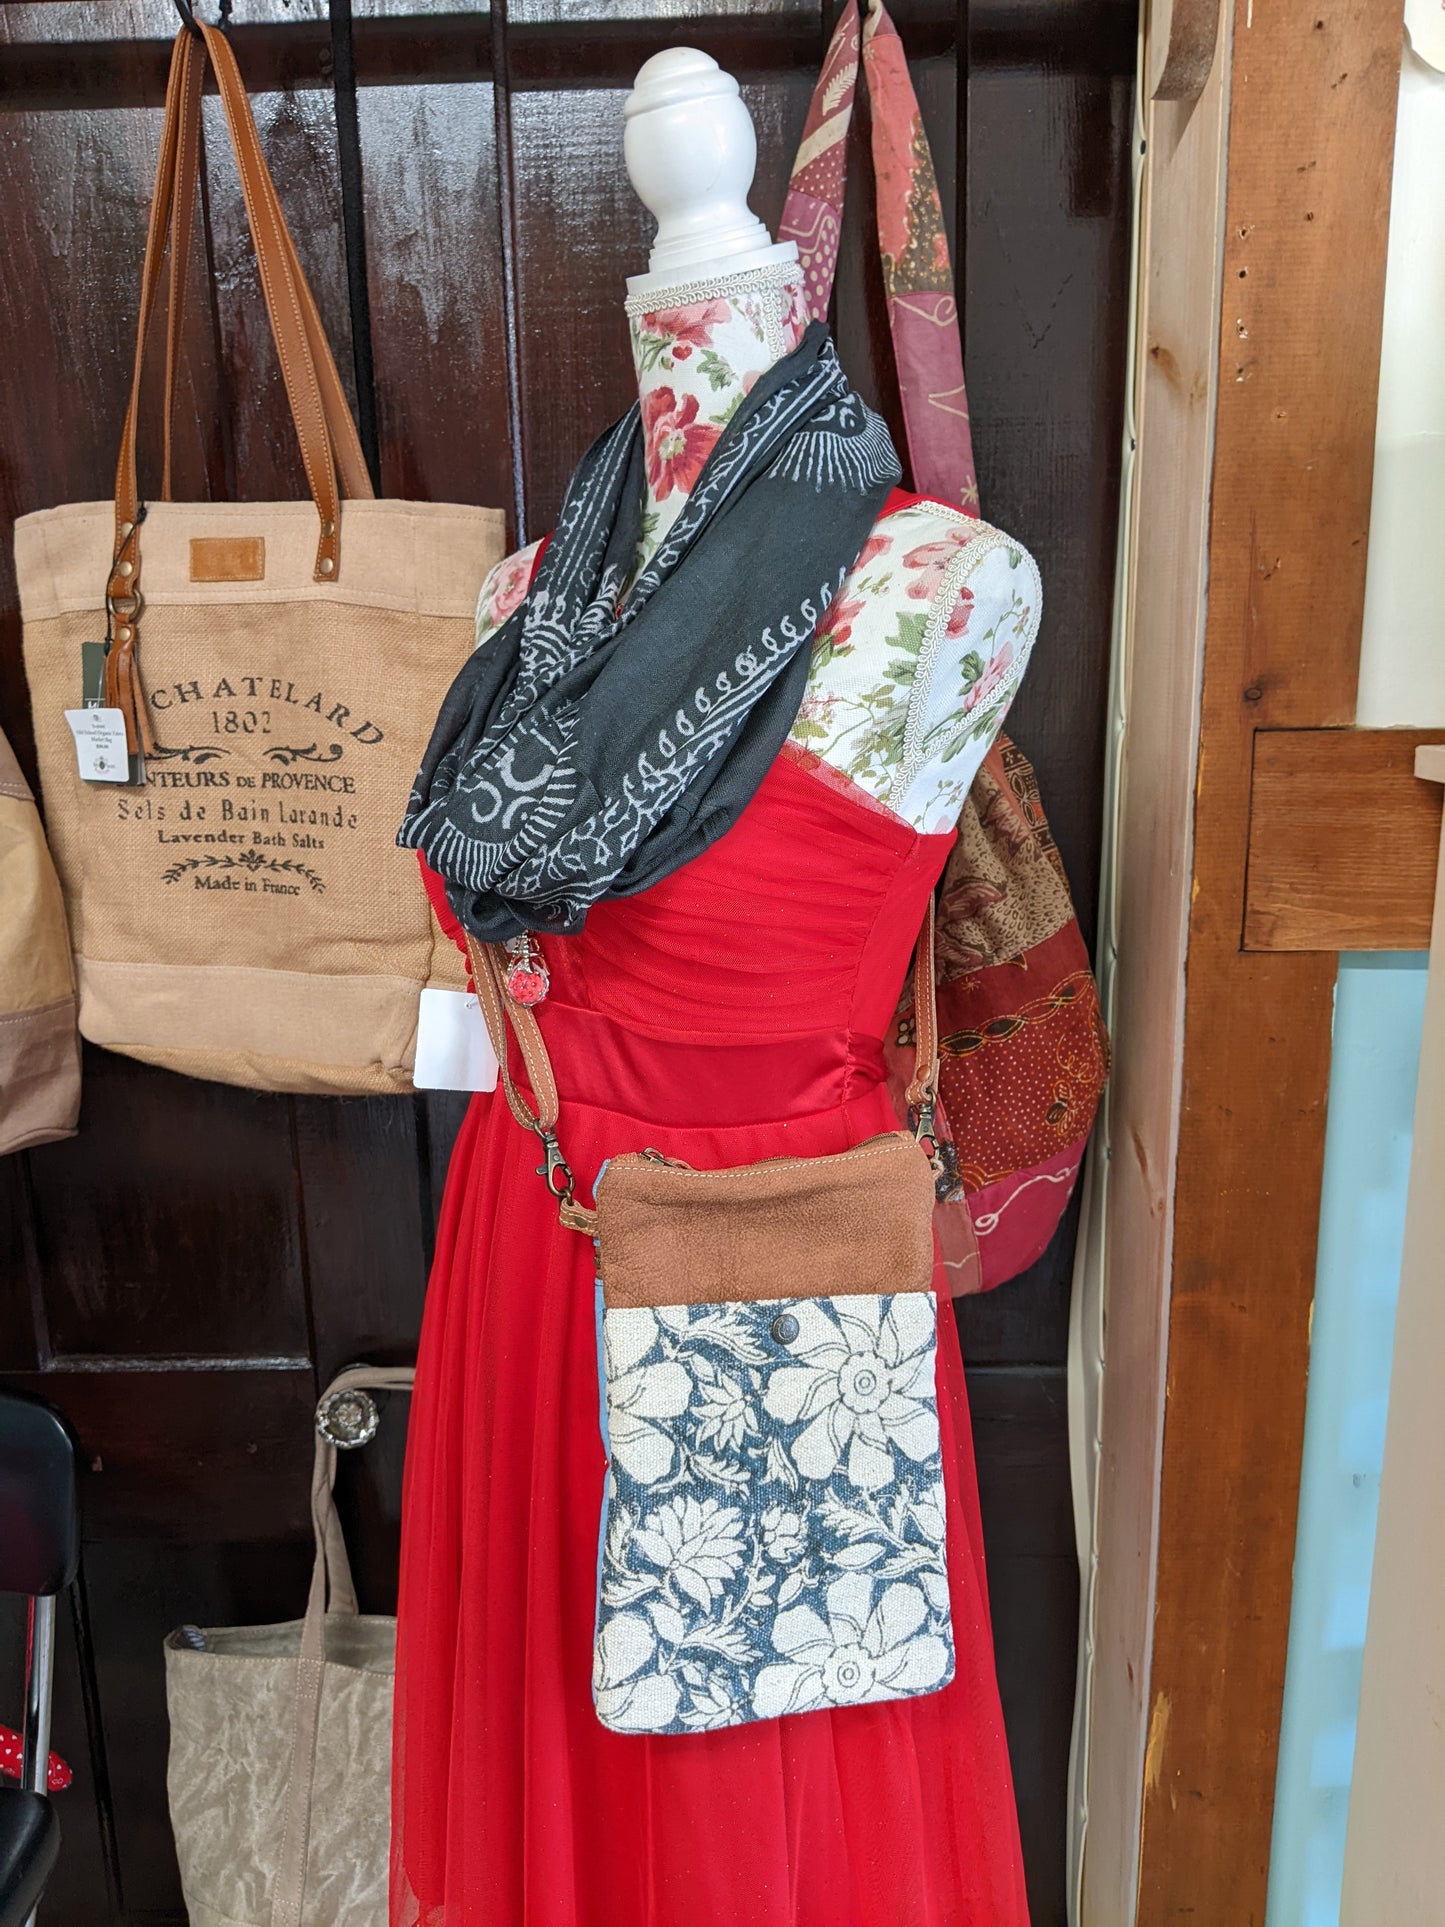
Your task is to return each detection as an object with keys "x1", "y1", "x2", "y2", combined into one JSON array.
[{"x1": 596, "y1": 1133, "x2": 936, "y2": 1310}]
